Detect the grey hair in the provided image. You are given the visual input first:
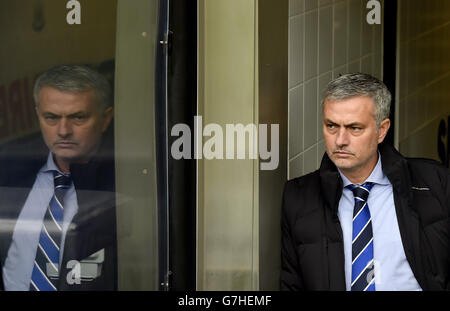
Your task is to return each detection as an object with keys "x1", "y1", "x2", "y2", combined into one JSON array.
[
  {"x1": 321, "y1": 73, "x2": 391, "y2": 127},
  {"x1": 33, "y1": 65, "x2": 112, "y2": 110}
]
